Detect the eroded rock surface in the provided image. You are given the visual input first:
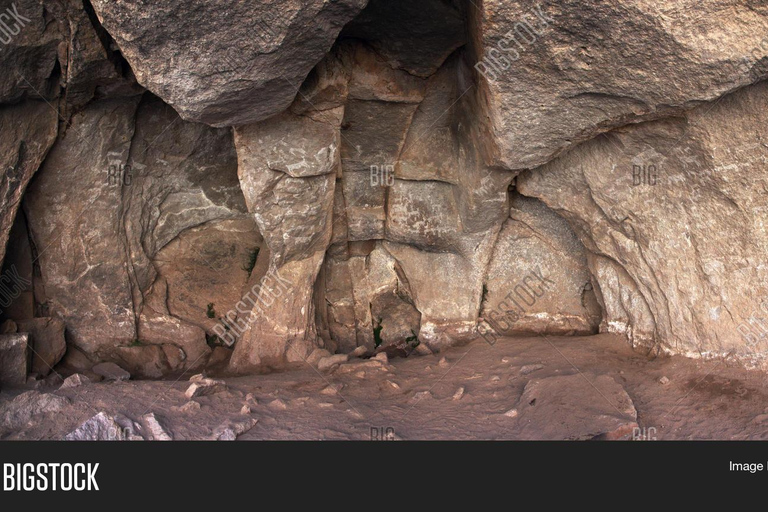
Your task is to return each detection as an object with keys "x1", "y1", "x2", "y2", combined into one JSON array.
[
  {"x1": 472, "y1": 0, "x2": 768, "y2": 170},
  {"x1": 23, "y1": 94, "x2": 256, "y2": 376},
  {"x1": 510, "y1": 373, "x2": 638, "y2": 440},
  {"x1": 90, "y1": 0, "x2": 368, "y2": 126},
  {"x1": 518, "y1": 80, "x2": 768, "y2": 367}
]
